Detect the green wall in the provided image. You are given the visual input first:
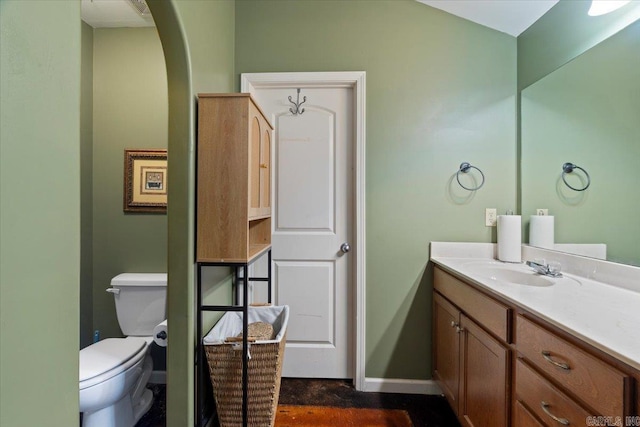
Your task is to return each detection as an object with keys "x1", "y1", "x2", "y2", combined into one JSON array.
[
  {"x1": 517, "y1": 0, "x2": 640, "y2": 90},
  {"x1": 0, "y1": 1, "x2": 81, "y2": 425},
  {"x1": 91, "y1": 27, "x2": 168, "y2": 340},
  {"x1": 81, "y1": 21, "x2": 95, "y2": 349},
  {"x1": 235, "y1": 0, "x2": 517, "y2": 379}
]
